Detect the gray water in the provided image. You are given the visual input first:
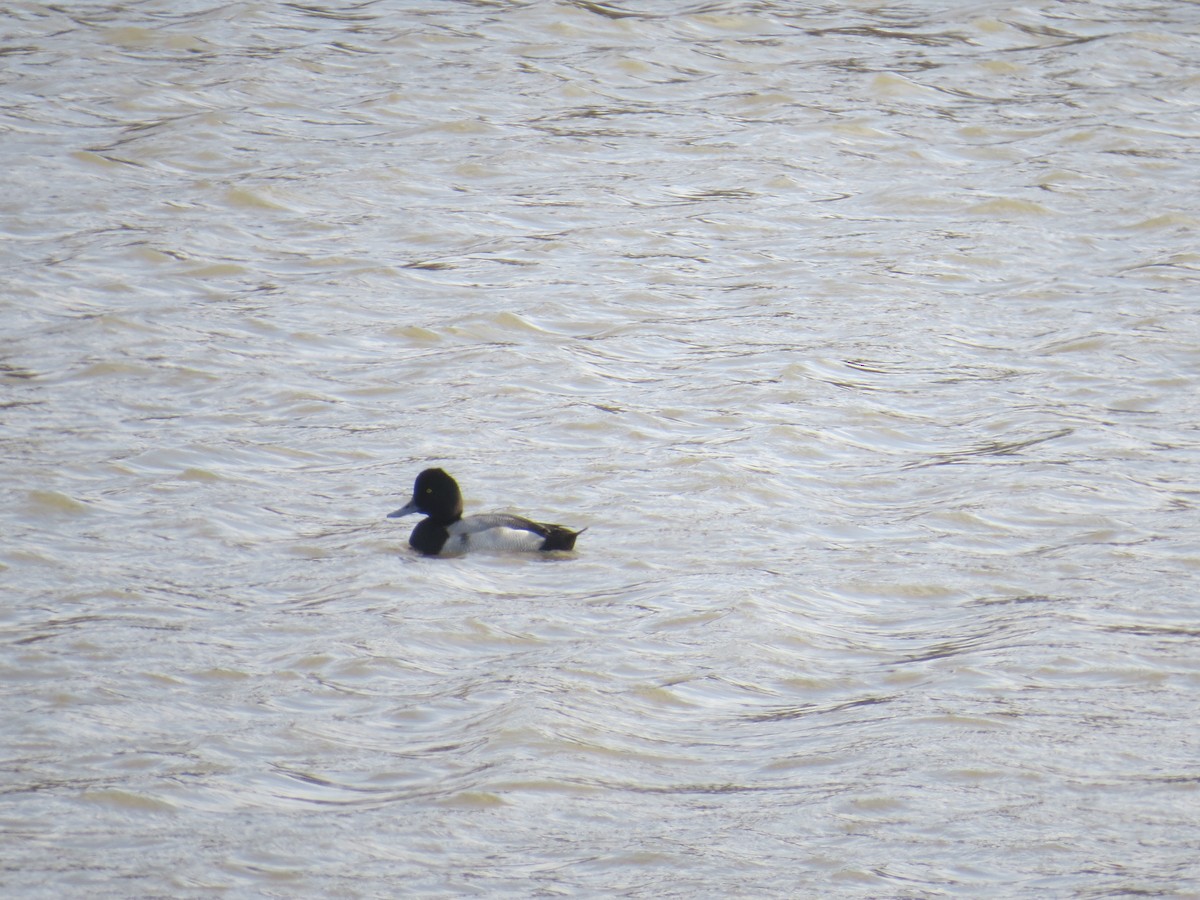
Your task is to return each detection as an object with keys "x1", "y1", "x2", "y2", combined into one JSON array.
[{"x1": 3, "y1": 1, "x2": 1200, "y2": 897}]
